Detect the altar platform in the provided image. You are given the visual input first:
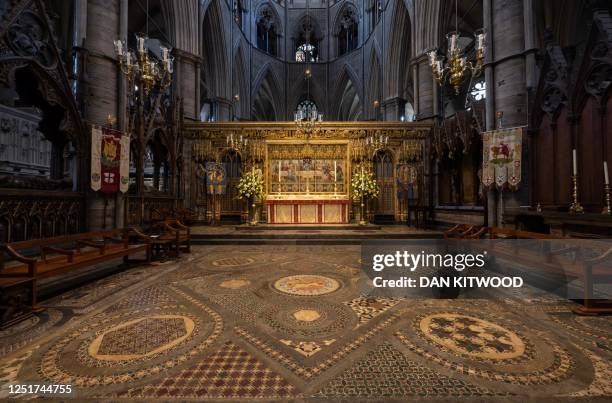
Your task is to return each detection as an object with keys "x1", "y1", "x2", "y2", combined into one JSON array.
[
  {"x1": 265, "y1": 196, "x2": 350, "y2": 224},
  {"x1": 191, "y1": 224, "x2": 442, "y2": 245}
]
